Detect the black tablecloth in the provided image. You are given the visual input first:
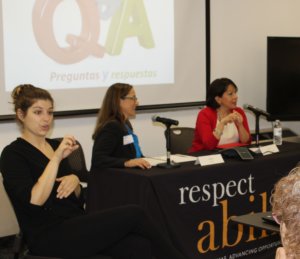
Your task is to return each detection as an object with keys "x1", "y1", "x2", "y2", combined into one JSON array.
[{"x1": 87, "y1": 142, "x2": 300, "y2": 259}]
